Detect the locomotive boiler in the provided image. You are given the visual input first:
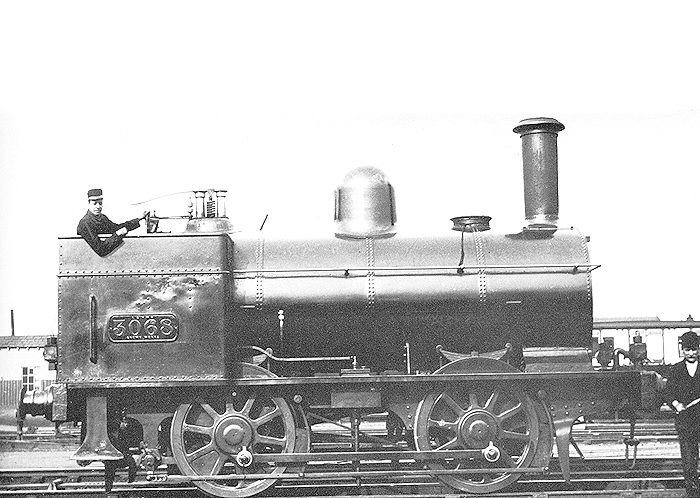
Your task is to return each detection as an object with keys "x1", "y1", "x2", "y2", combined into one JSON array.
[{"x1": 21, "y1": 118, "x2": 642, "y2": 497}]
